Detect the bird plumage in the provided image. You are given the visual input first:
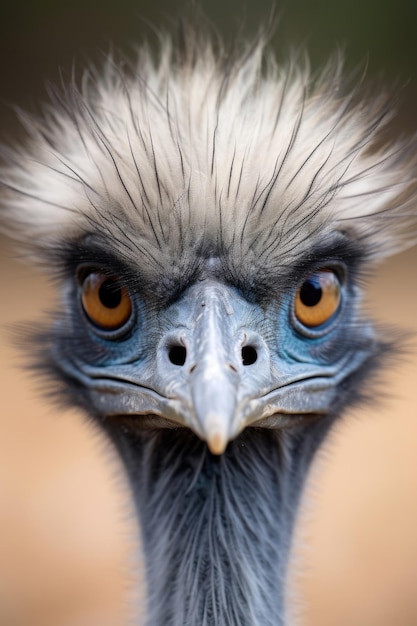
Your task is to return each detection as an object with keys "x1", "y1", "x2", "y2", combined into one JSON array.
[
  {"x1": 2, "y1": 32, "x2": 415, "y2": 272},
  {"x1": 1, "y1": 24, "x2": 417, "y2": 626}
]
